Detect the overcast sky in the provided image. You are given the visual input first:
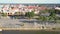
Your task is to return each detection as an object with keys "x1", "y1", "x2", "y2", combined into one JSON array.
[{"x1": 0, "y1": 0, "x2": 60, "y2": 4}]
